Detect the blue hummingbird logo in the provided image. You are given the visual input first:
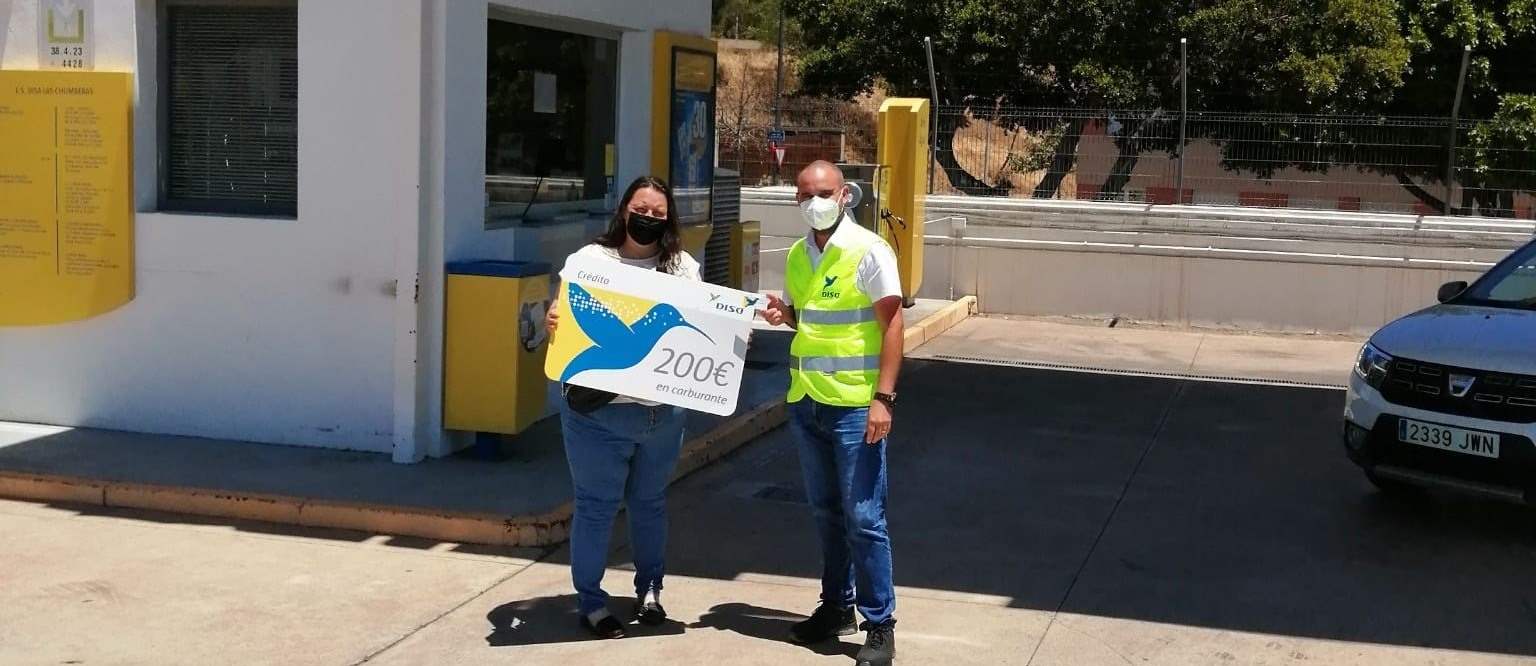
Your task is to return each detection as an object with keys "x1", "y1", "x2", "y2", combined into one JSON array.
[
  {"x1": 560, "y1": 283, "x2": 712, "y2": 383},
  {"x1": 824, "y1": 276, "x2": 837, "y2": 289}
]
